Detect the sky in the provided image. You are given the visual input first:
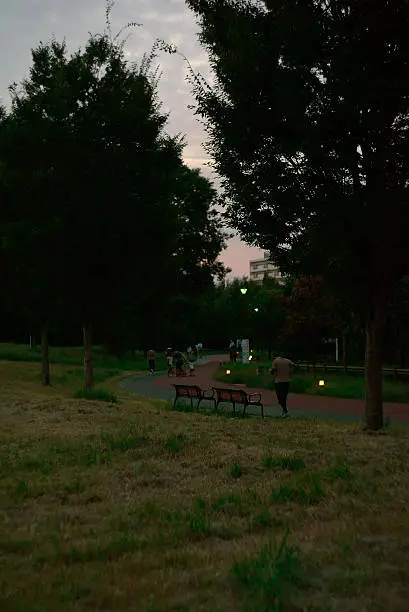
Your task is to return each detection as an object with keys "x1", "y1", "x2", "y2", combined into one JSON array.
[{"x1": 0, "y1": 0, "x2": 264, "y2": 277}]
